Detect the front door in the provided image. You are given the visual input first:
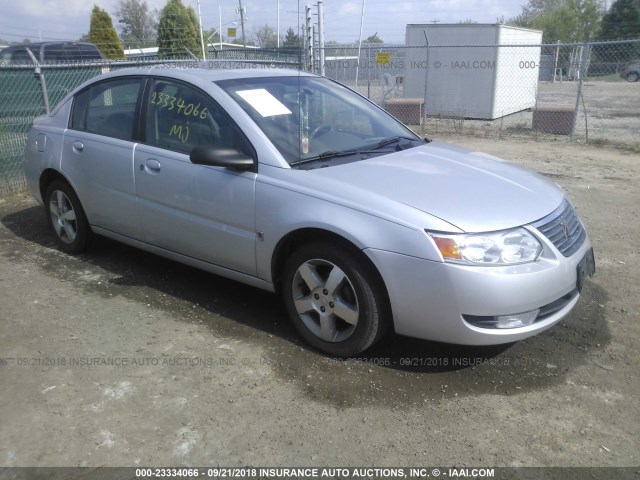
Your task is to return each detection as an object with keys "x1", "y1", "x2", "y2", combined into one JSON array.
[{"x1": 133, "y1": 78, "x2": 258, "y2": 275}]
